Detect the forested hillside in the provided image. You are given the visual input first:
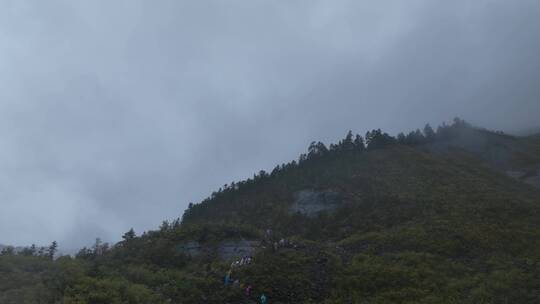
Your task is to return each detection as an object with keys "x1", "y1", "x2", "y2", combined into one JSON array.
[{"x1": 1, "y1": 119, "x2": 539, "y2": 303}]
